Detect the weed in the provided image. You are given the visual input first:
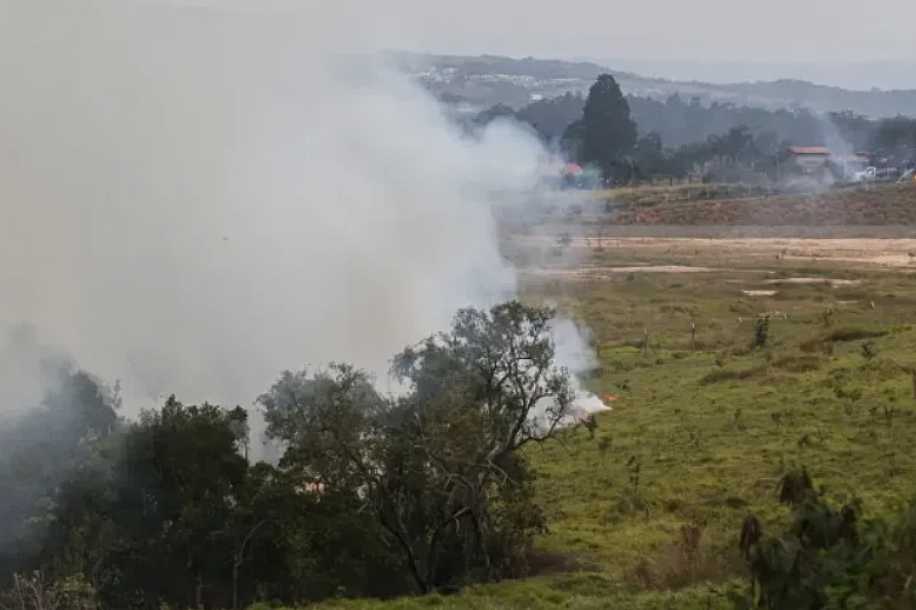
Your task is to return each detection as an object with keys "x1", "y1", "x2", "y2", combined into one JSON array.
[
  {"x1": 752, "y1": 317, "x2": 769, "y2": 349},
  {"x1": 778, "y1": 468, "x2": 814, "y2": 505},
  {"x1": 733, "y1": 409, "x2": 746, "y2": 432},
  {"x1": 629, "y1": 523, "x2": 734, "y2": 591},
  {"x1": 626, "y1": 455, "x2": 642, "y2": 497},
  {"x1": 597, "y1": 436, "x2": 613, "y2": 456}
]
